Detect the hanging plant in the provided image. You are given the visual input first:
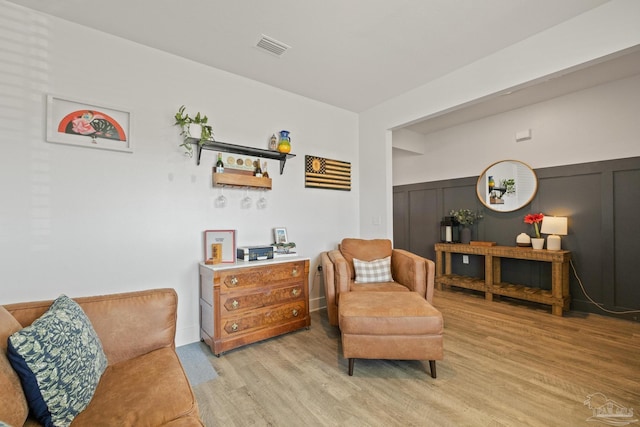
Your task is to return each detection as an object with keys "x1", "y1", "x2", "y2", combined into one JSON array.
[{"x1": 174, "y1": 105, "x2": 214, "y2": 156}]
